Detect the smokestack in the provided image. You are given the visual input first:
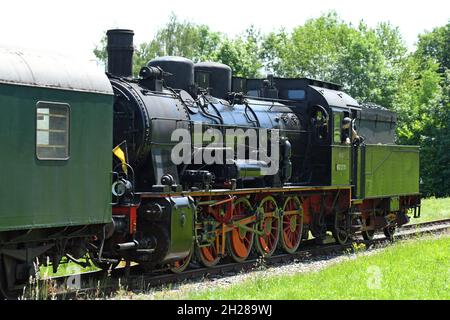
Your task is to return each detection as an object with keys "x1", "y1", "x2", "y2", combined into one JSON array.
[{"x1": 106, "y1": 29, "x2": 134, "y2": 77}]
